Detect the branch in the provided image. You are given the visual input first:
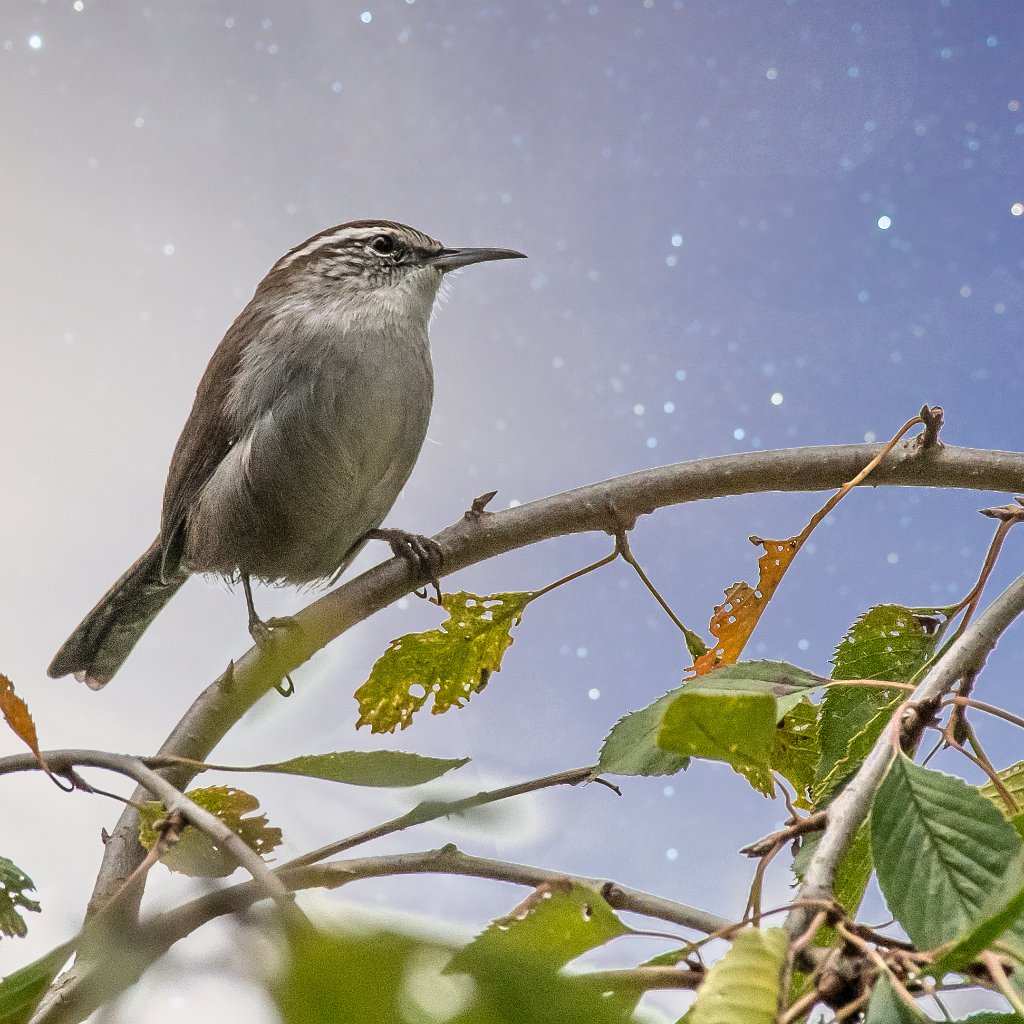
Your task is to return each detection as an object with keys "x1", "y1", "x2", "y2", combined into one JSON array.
[
  {"x1": 786, "y1": 568, "x2": 1024, "y2": 939},
  {"x1": 0, "y1": 749, "x2": 303, "y2": 926},
  {"x1": 31, "y1": 845, "x2": 730, "y2": 1024},
  {"x1": 83, "y1": 441, "x2": 1024, "y2": 921}
]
